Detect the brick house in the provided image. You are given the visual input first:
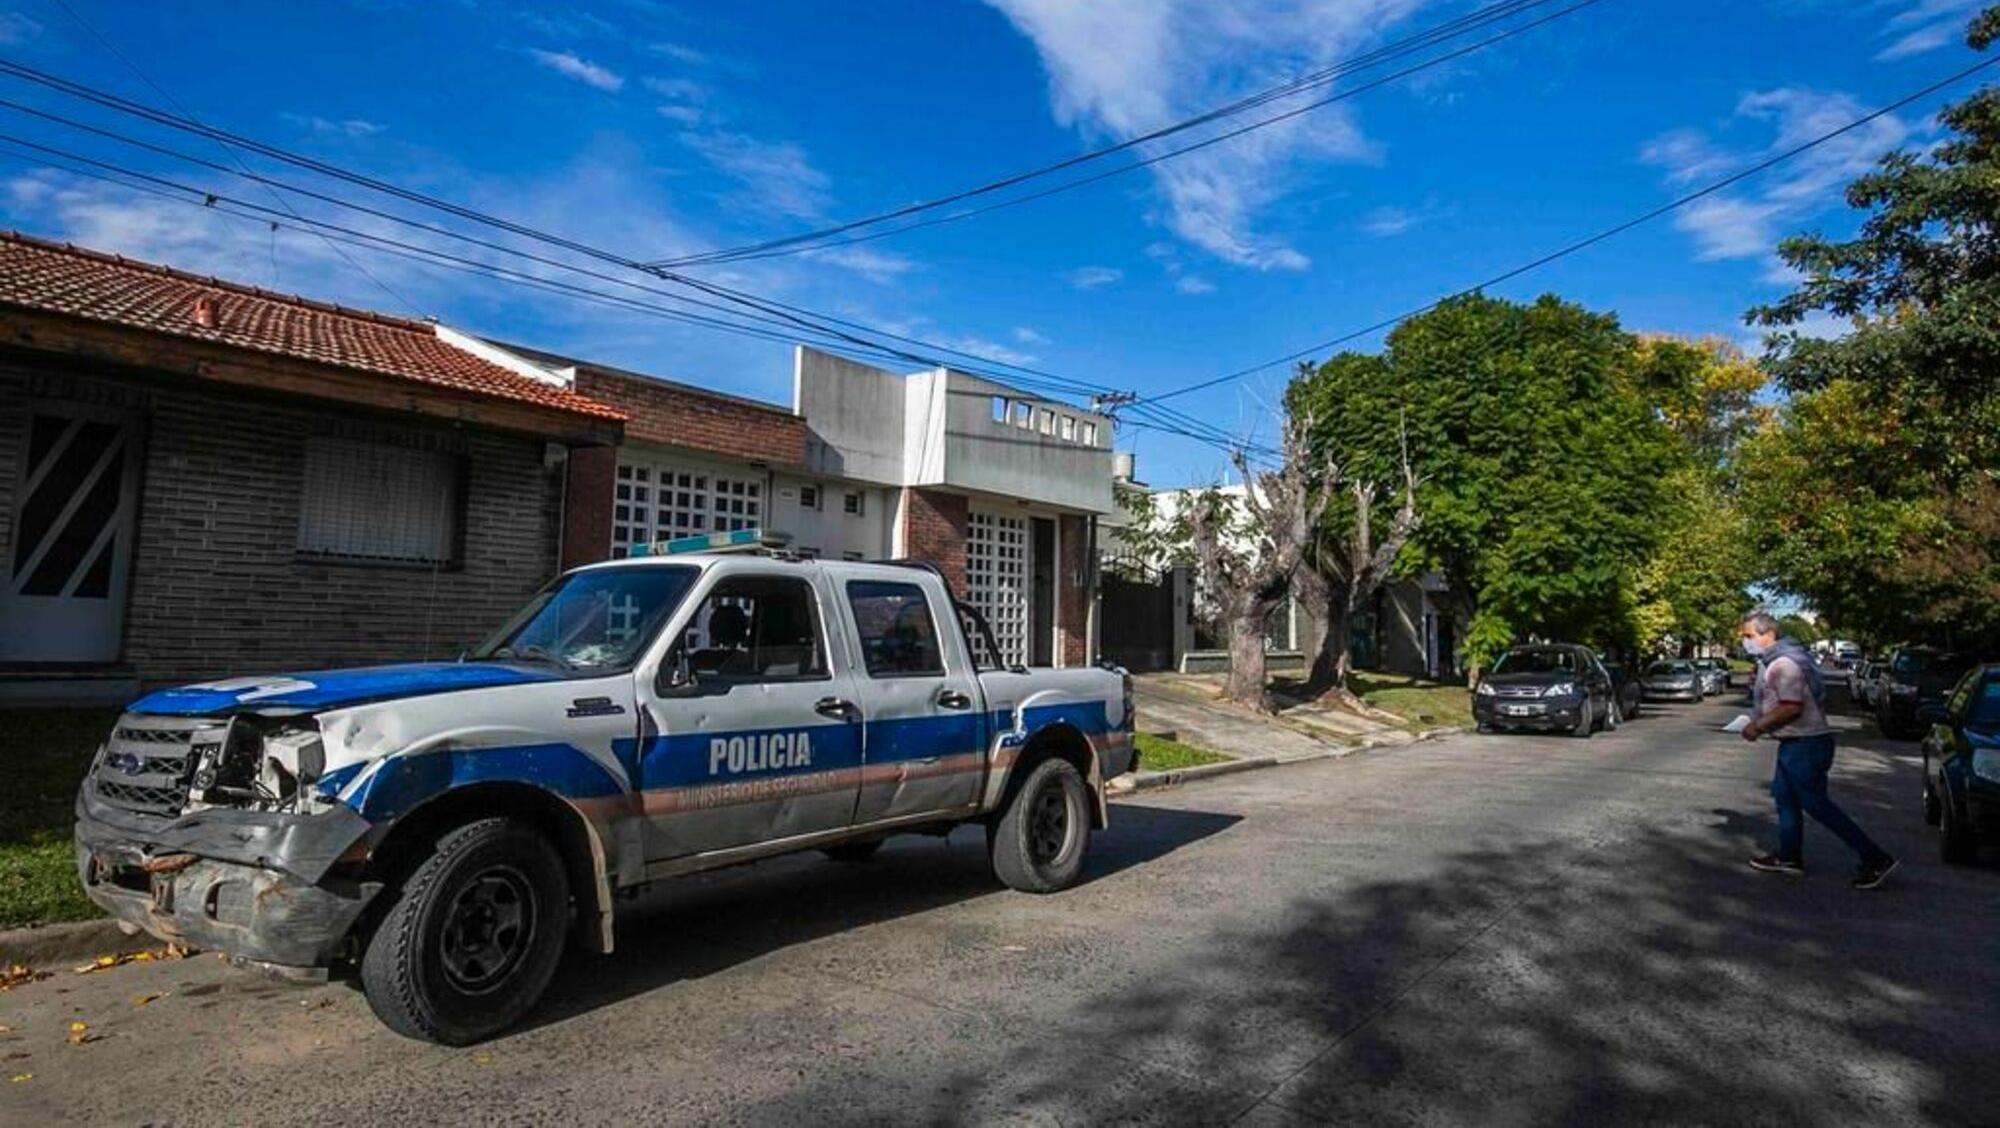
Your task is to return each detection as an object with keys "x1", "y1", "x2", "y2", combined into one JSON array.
[
  {"x1": 501, "y1": 342, "x2": 1118, "y2": 669},
  {"x1": 0, "y1": 232, "x2": 624, "y2": 701}
]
